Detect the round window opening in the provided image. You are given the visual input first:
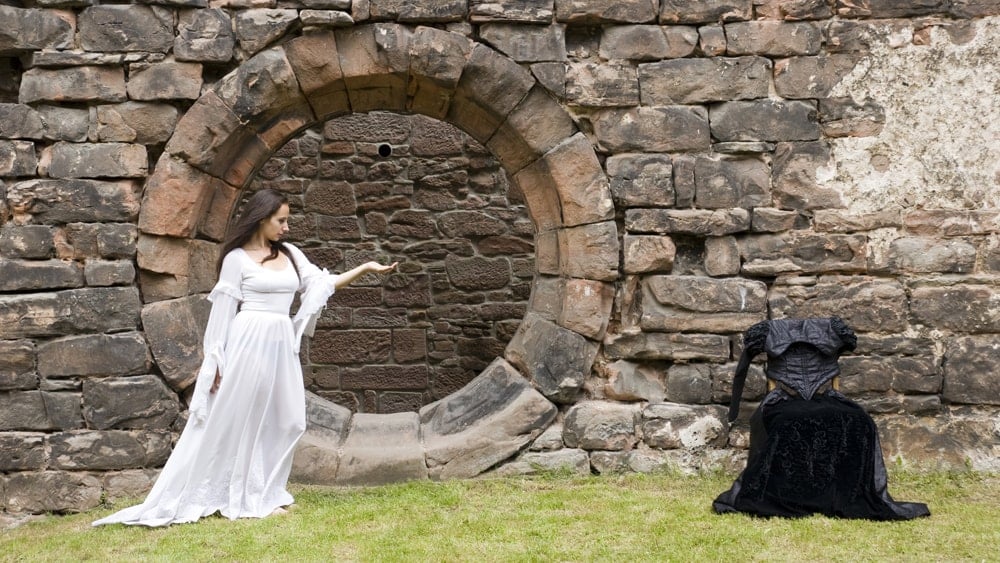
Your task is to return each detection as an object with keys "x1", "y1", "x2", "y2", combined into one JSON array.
[{"x1": 237, "y1": 112, "x2": 536, "y2": 414}]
